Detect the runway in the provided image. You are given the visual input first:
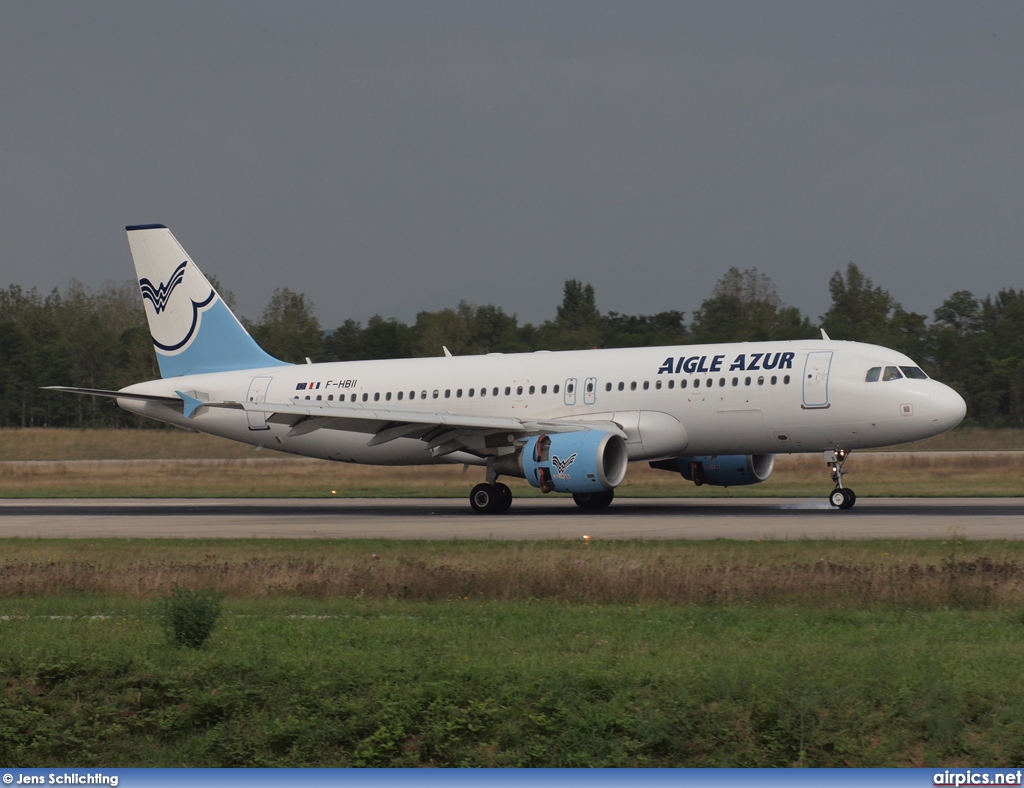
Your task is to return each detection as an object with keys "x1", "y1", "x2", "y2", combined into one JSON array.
[{"x1": 0, "y1": 497, "x2": 1021, "y2": 540}]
